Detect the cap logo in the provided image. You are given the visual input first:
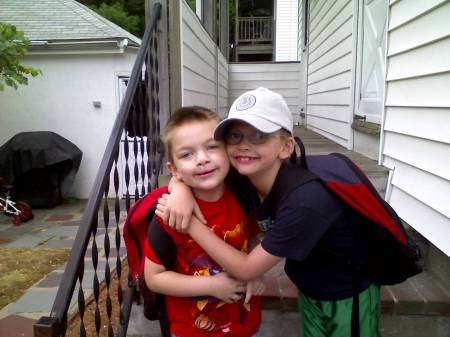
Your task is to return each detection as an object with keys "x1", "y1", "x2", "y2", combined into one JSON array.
[{"x1": 236, "y1": 94, "x2": 256, "y2": 111}]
